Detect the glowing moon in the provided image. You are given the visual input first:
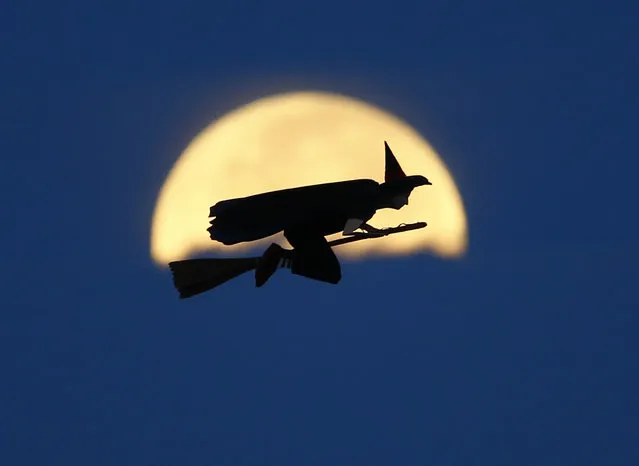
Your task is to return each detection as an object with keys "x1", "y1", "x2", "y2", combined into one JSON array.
[{"x1": 151, "y1": 91, "x2": 467, "y2": 265}]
